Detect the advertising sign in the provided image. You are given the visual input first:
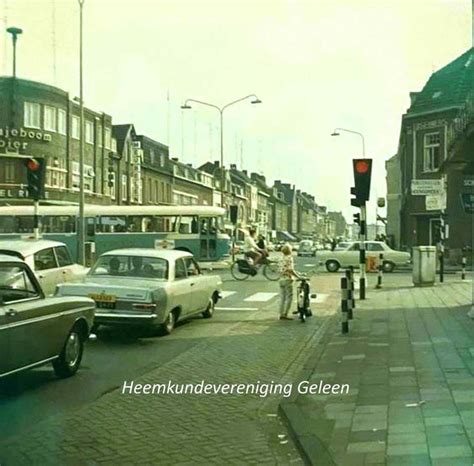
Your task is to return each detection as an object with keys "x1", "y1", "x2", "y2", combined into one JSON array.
[{"x1": 411, "y1": 179, "x2": 444, "y2": 195}]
